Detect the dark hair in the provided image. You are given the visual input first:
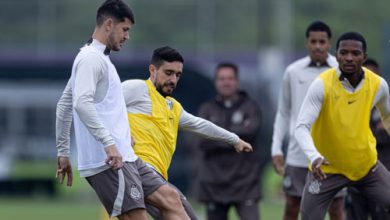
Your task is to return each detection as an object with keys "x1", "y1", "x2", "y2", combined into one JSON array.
[
  {"x1": 151, "y1": 46, "x2": 184, "y2": 68},
  {"x1": 215, "y1": 62, "x2": 239, "y2": 78},
  {"x1": 306, "y1": 21, "x2": 332, "y2": 39},
  {"x1": 96, "y1": 0, "x2": 135, "y2": 26},
  {"x1": 336, "y1": 32, "x2": 367, "y2": 52},
  {"x1": 363, "y1": 58, "x2": 378, "y2": 68}
]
